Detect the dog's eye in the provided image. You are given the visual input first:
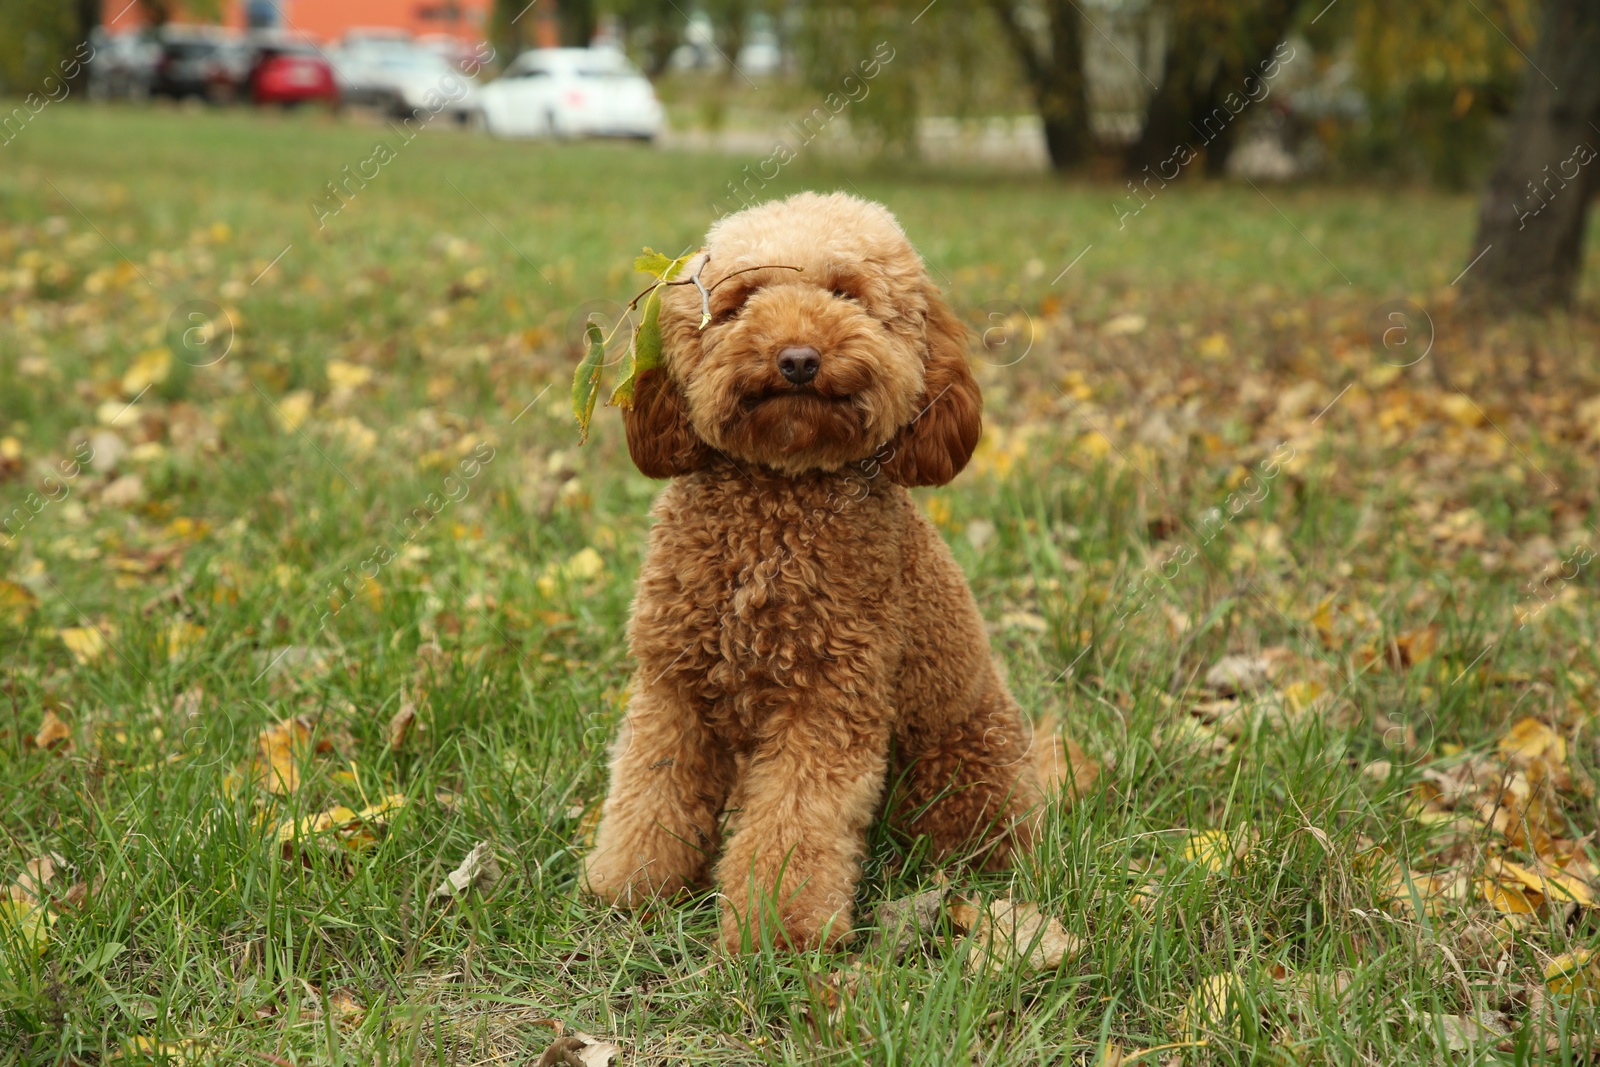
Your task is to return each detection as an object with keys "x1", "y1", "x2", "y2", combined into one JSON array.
[
  {"x1": 712, "y1": 290, "x2": 750, "y2": 325},
  {"x1": 831, "y1": 288, "x2": 855, "y2": 302}
]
